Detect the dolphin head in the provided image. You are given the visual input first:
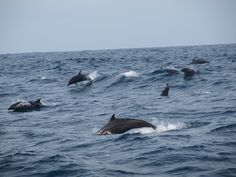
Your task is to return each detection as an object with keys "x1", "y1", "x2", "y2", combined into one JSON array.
[
  {"x1": 97, "y1": 114, "x2": 116, "y2": 135},
  {"x1": 8, "y1": 101, "x2": 21, "y2": 110},
  {"x1": 67, "y1": 77, "x2": 75, "y2": 86},
  {"x1": 97, "y1": 130, "x2": 112, "y2": 135}
]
